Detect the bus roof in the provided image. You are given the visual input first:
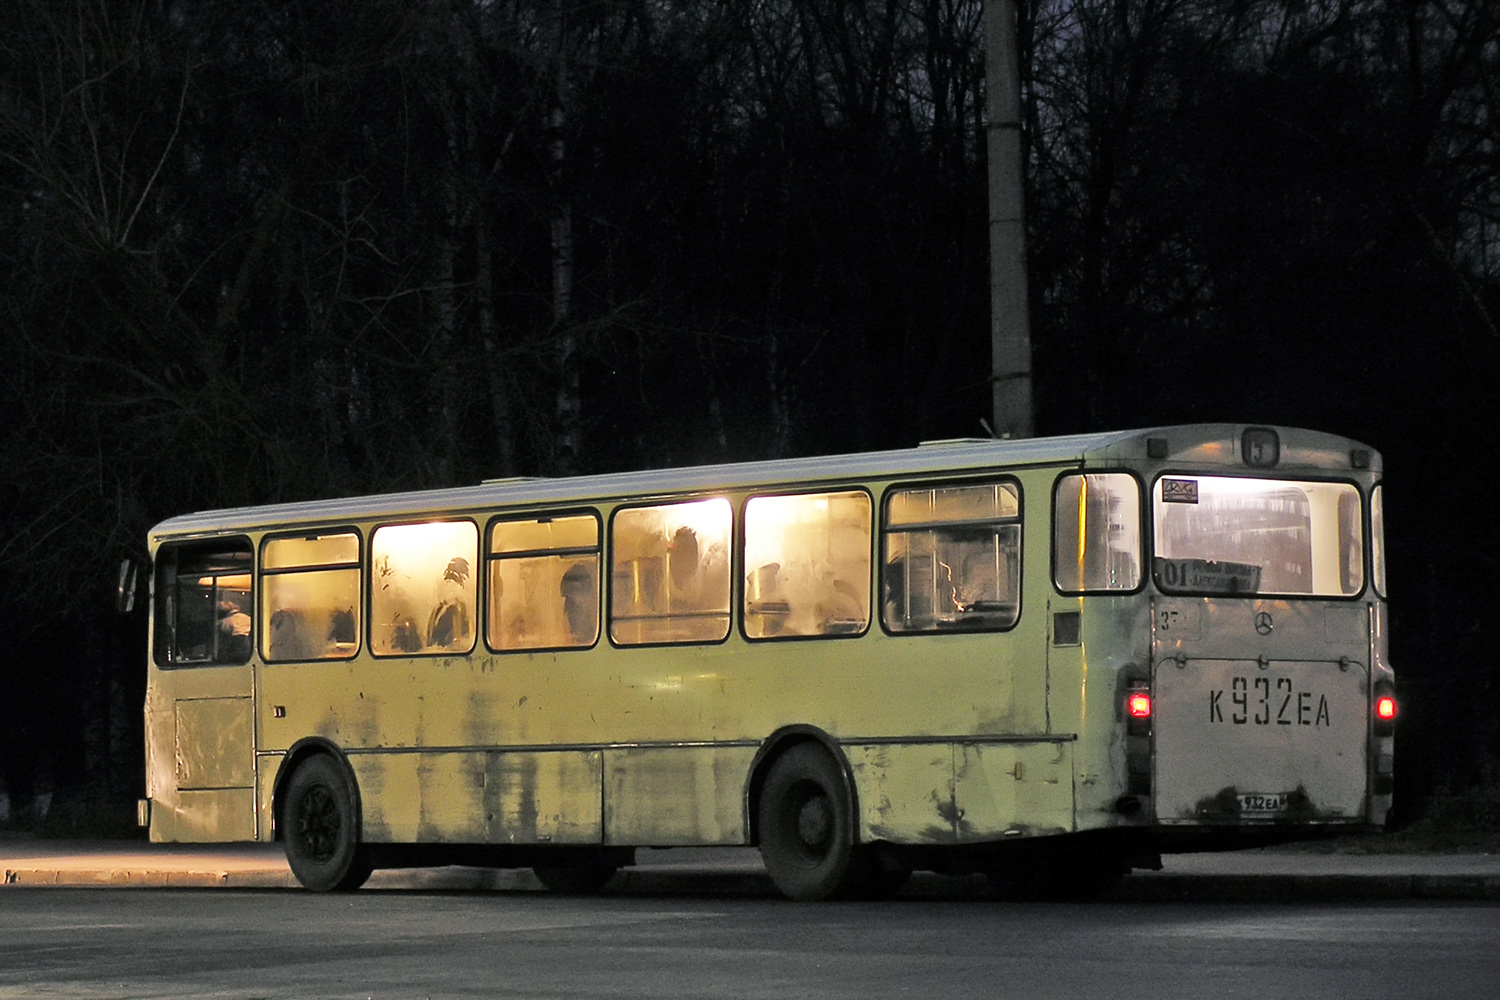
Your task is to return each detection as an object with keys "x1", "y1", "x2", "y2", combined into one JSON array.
[{"x1": 149, "y1": 424, "x2": 1378, "y2": 541}]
